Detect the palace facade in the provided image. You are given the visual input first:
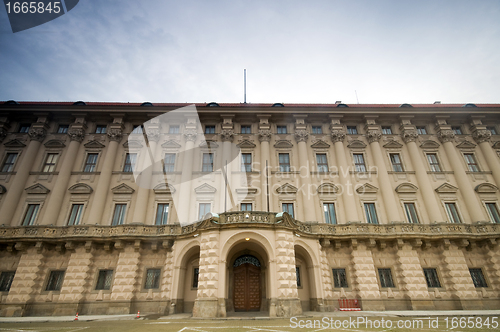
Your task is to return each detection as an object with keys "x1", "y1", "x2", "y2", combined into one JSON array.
[{"x1": 0, "y1": 101, "x2": 499, "y2": 317}]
